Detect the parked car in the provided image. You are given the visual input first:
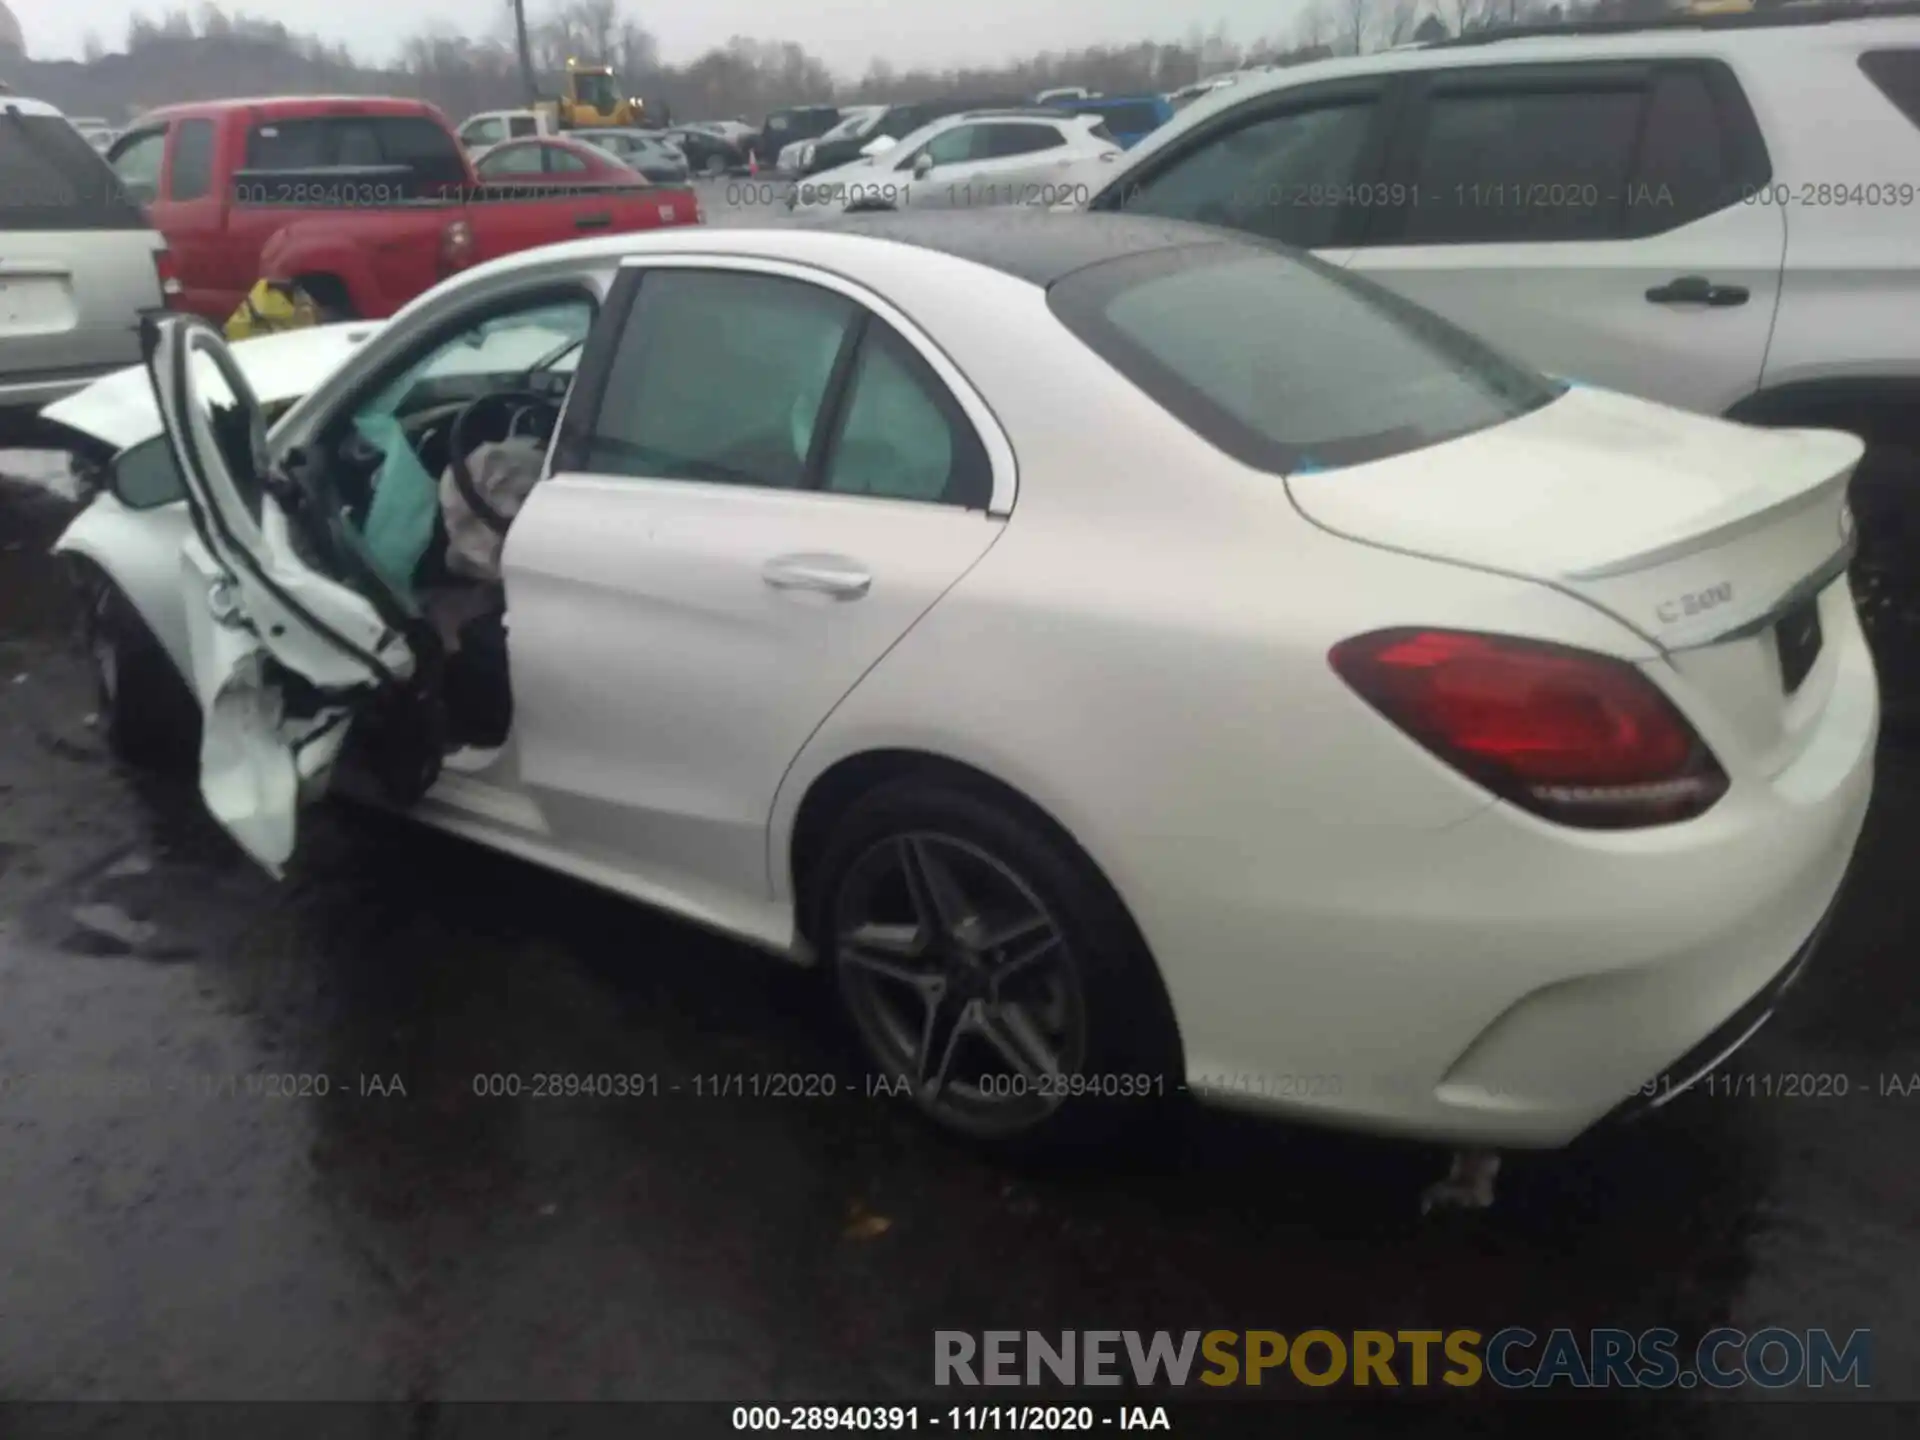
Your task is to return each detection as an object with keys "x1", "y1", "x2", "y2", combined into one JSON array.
[
  {"x1": 0, "y1": 96, "x2": 170, "y2": 446},
  {"x1": 1070, "y1": 8, "x2": 1920, "y2": 712},
  {"x1": 753, "y1": 104, "x2": 841, "y2": 166},
  {"x1": 43, "y1": 212, "x2": 1875, "y2": 1152},
  {"x1": 798, "y1": 97, "x2": 1030, "y2": 176},
  {"x1": 456, "y1": 109, "x2": 548, "y2": 150},
  {"x1": 777, "y1": 105, "x2": 883, "y2": 174},
  {"x1": 1034, "y1": 87, "x2": 1098, "y2": 103},
  {"x1": 580, "y1": 128, "x2": 692, "y2": 184},
  {"x1": 104, "y1": 96, "x2": 696, "y2": 324},
  {"x1": 793, "y1": 109, "x2": 1121, "y2": 213},
  {"x1": 471, "y1": 135, "x2": 655, "y2": 187},
  {"x1": 1165, "y1": 76, "x2": 1241, "y2": 110},
  {"x1": 1060, "y1": 94, "x2": 1175, "y2": 147},
  {"x1": 664, "y1": 125, "x2": 750, "y2": 176}
]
